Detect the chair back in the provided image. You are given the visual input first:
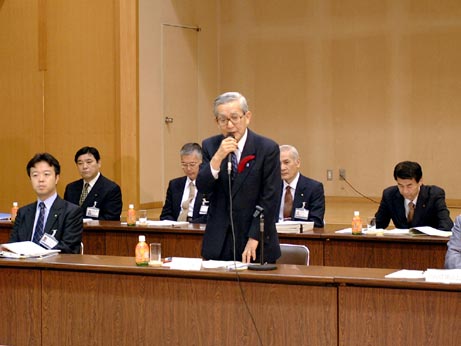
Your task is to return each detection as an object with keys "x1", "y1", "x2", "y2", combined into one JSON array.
[{"x1": 277, "y1": 243, "x2": 309, "y2": 265}]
